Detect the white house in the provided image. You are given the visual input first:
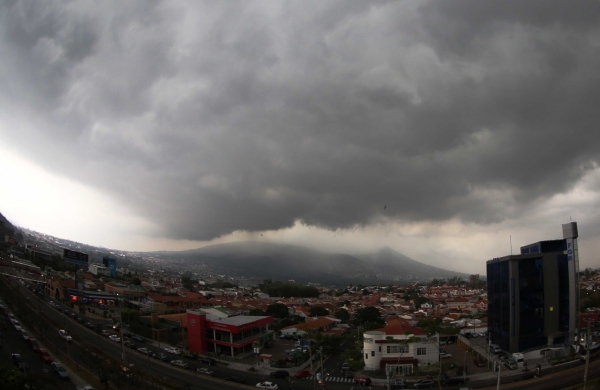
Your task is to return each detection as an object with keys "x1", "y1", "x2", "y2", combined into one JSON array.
[{"x1": 363, "y1": 325, "x2": 441, "y2": 375}]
